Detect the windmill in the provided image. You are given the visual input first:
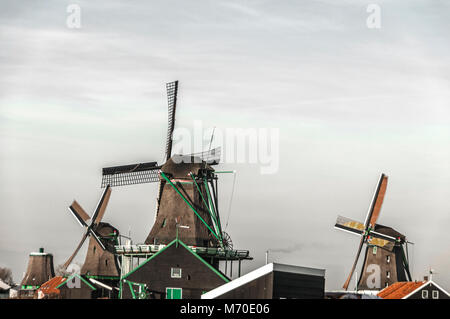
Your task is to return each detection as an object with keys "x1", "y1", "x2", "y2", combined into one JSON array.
[
  {"x1": 100, "y1": 81, "x2": 228, "y2": 249},
  {"x1": 335, "y1": 173, "x2": 413, "y2": 290},
  {"x1": 63, "y1": 185, "x2": 120, "y2": 277},
  {"x1": 20, "y1": 248, "x2": 55, "y2": 298}
]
